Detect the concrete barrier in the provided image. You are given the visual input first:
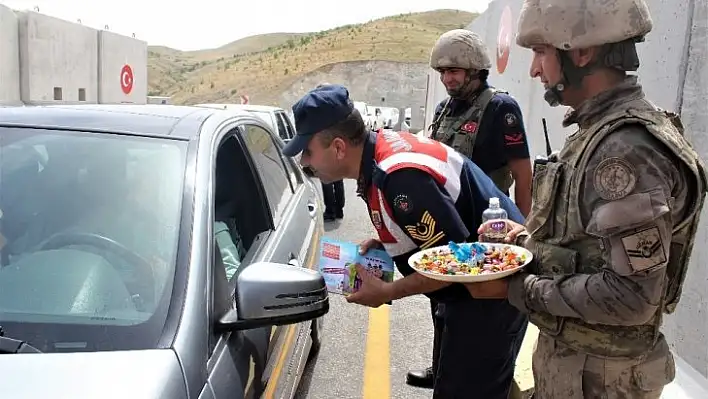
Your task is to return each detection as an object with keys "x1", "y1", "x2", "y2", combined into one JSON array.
[
  {"x1": 0, "y1": 7, "x2": 147, "y2": 106},
  {"x1": 98, "y1": 30, "x2": 148, "y2": 104},
  {"x1": 0, "y1": 5, "x2": 20, "y2": 105},
  {"x1": 423, "y1": 0, "x2": 708, "y2": 380},
  {"x1": 17, "y1": 11, "x2": 98, "y2": 104}
]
